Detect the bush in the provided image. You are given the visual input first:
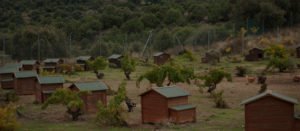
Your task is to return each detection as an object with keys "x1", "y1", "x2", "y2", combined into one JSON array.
[
  {"x1": 211, "y1": 90, "x2": 228, "y2": 108},
  {"x1": 258, "y1": 83, "x2": 267, "y2": 94},
  {"x1": 73, "y1": 64, "x2": 84, "y2": 72},
  {"x1": 57, "y1": 64, "x2": 73, "y2": 74},
  {"x1": 235, "y1": 66, "x2": 247, "y2": 77},
  {"x1": 39, "y1": 69, "x2": 55, "y2": 76},
  {"x1": 182, "y1": 49, "x2": 197, "y2": 61},
  {"x1": 0, "y1": 104, "x2": 20, "y2": 131},
  {"x1": 5, "y1": 90, "x2": 19, "y2": 102},
  {"x1": 96, "y1": 82, "x2": 127, "y2": 126},
  {"x1": 266, "y1": 57, "x2": 294, "y2": 72}
]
